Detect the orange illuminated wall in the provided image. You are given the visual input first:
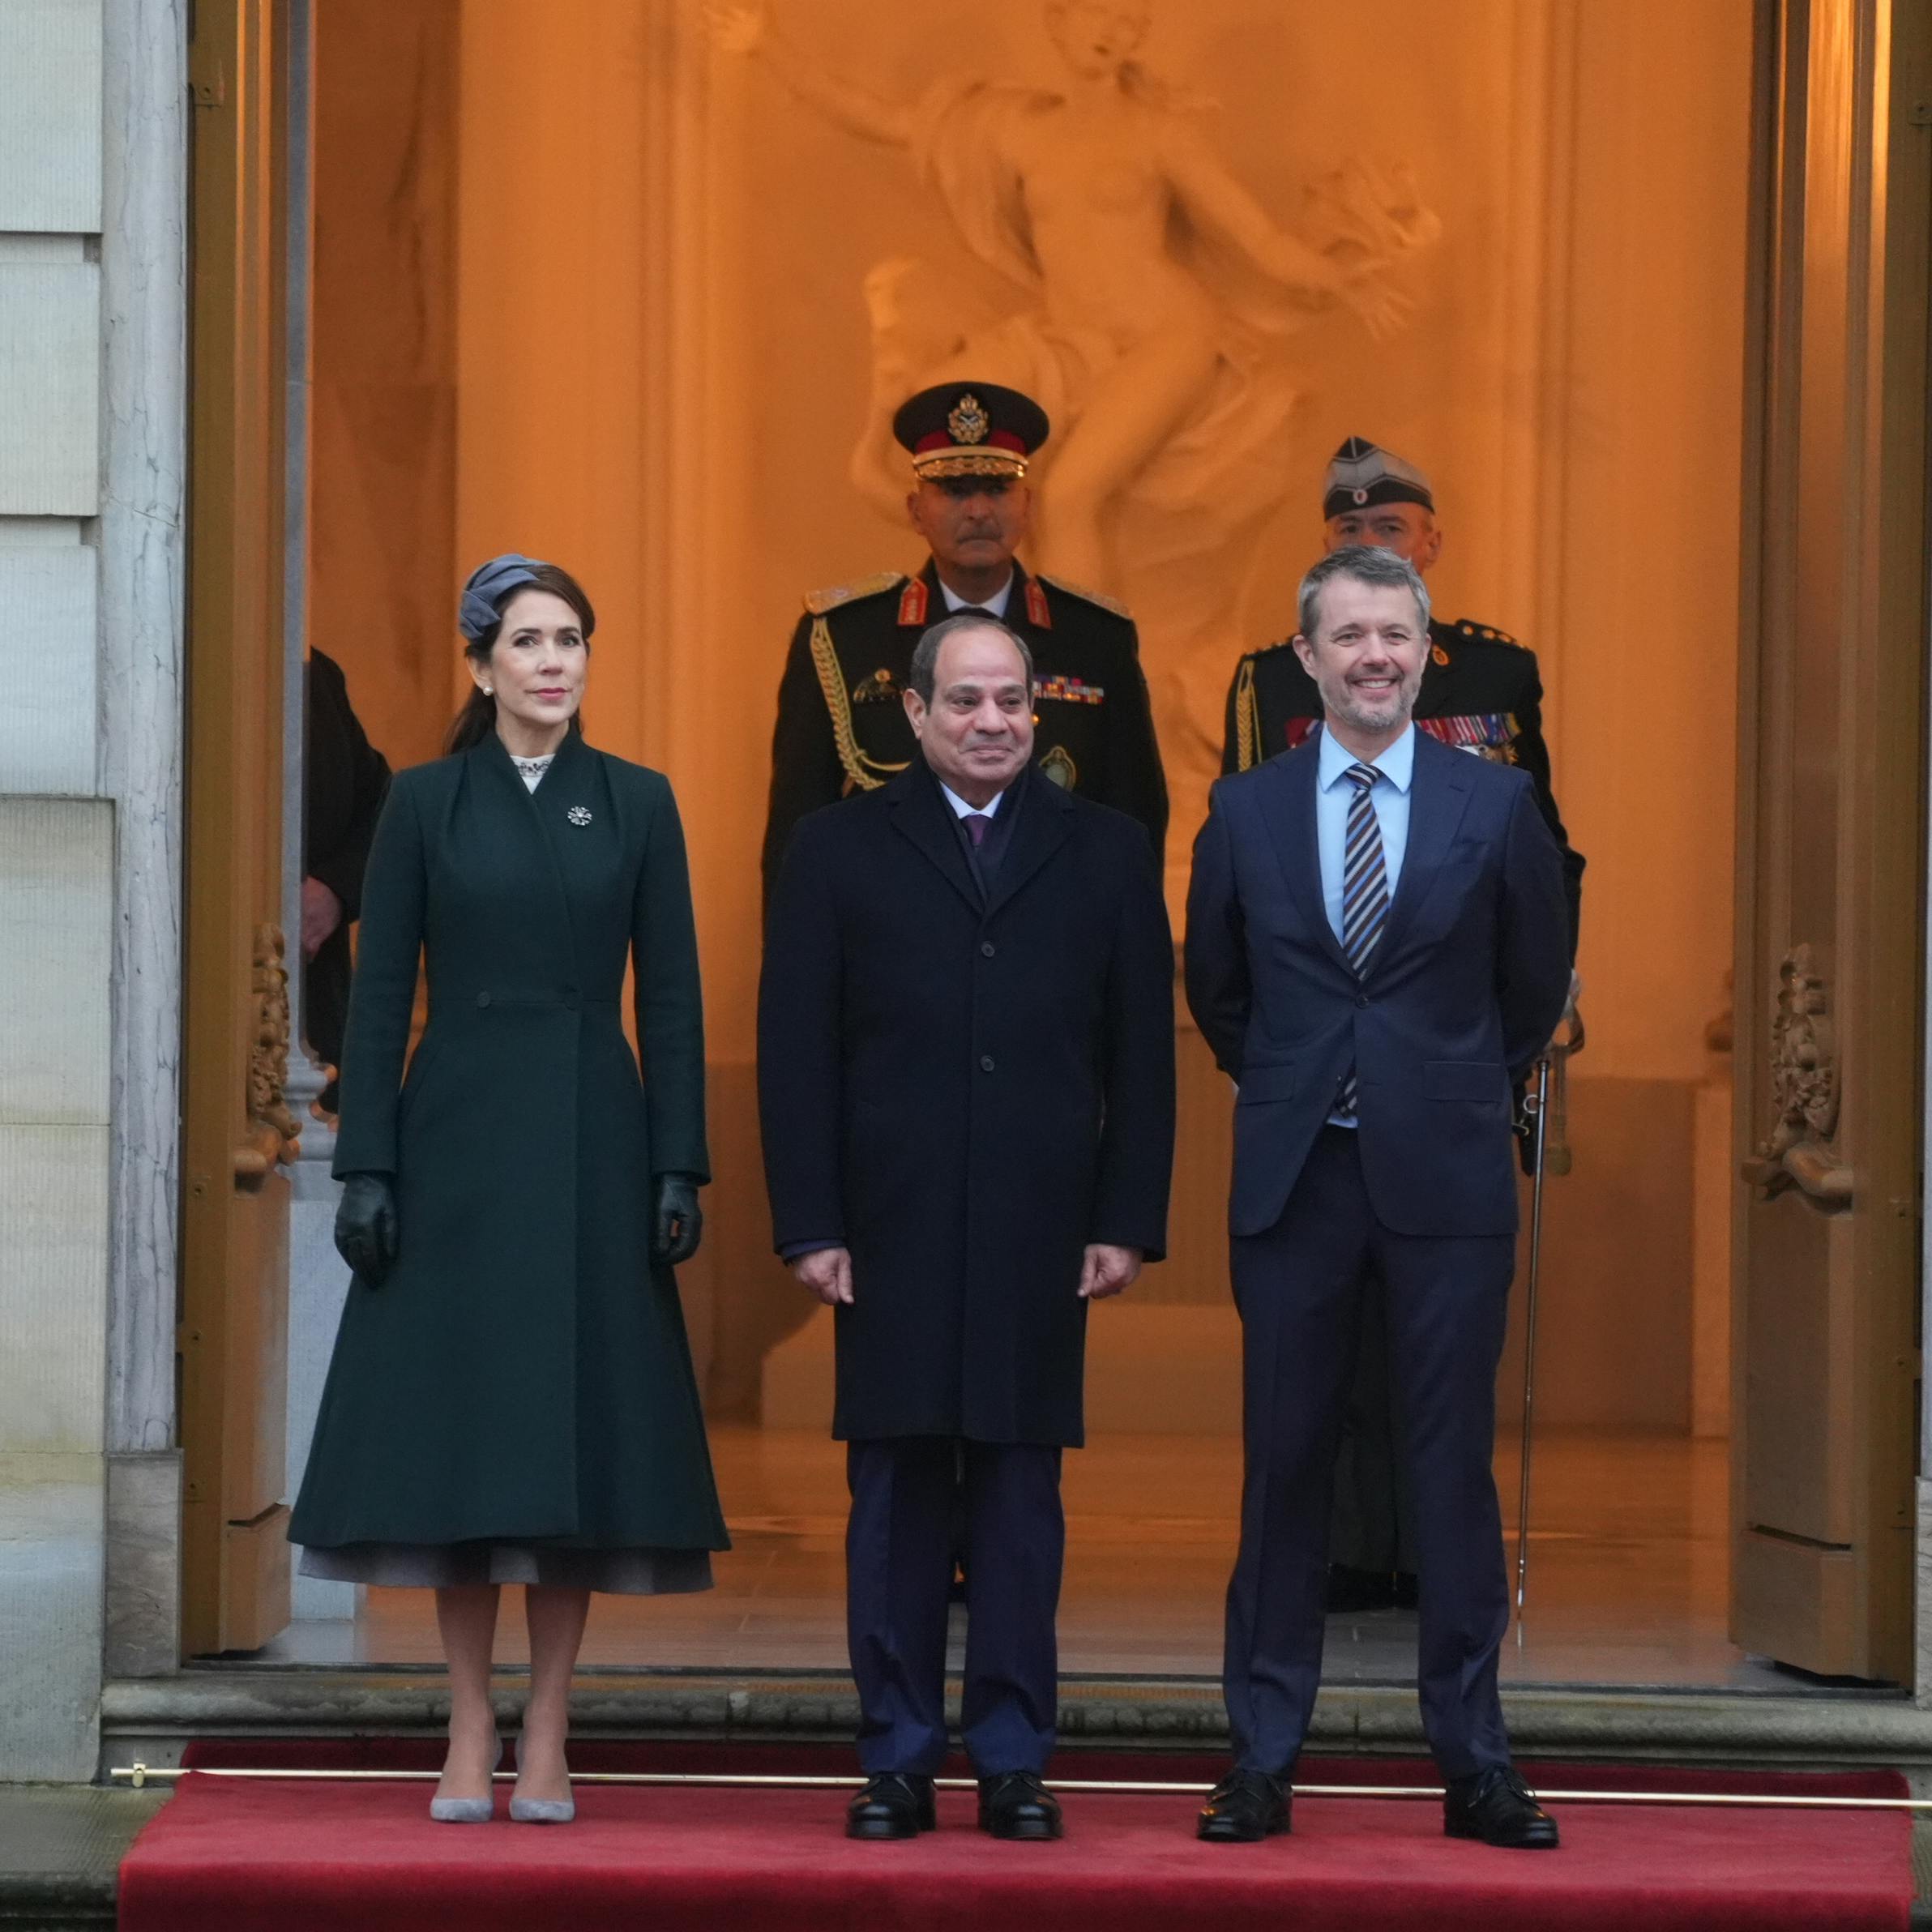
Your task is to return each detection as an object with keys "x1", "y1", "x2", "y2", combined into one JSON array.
[{"x1": 312, "y1": 0, "x2": 1755, "y2": 1426}]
